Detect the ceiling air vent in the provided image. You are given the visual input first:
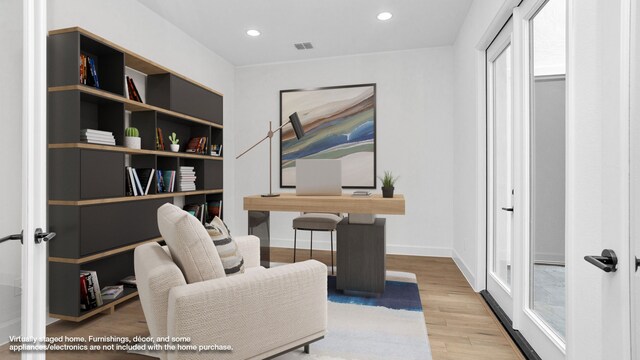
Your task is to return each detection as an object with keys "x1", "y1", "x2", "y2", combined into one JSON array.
[{"x1": 294, "y1": 42, "x2": 314, "y2": 50}]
